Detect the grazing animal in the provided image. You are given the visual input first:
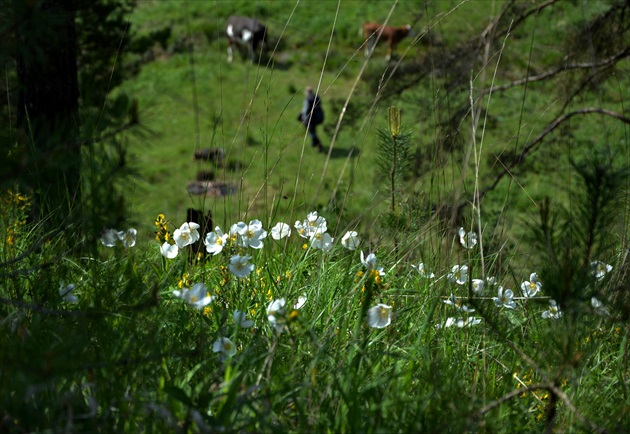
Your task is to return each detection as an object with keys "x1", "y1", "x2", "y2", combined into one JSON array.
[
  {"x1": 226, "y1": 16, "x2": 267, "y2": 63},
  {"x1": 362, "y1": 22, "x2": 412, "y2": 61}
]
